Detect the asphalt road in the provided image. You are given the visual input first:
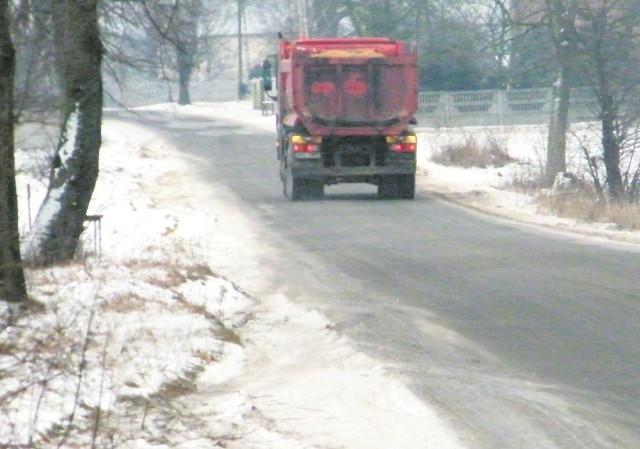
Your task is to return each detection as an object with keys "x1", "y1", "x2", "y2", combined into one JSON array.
[{"x1": 127, "y1": 109, "x2": 640, "y2": 449}]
